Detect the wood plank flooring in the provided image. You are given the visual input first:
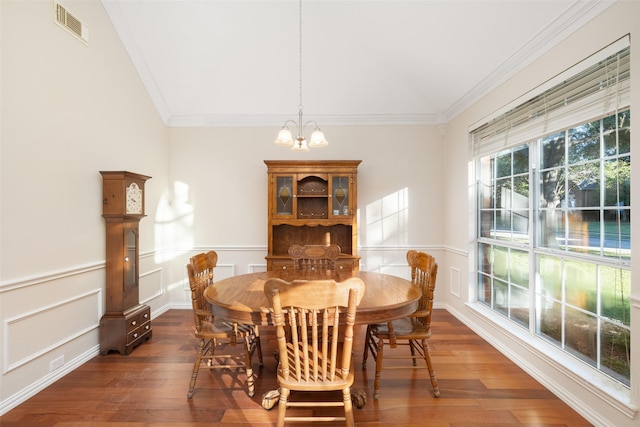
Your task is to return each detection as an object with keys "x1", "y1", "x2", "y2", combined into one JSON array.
[{"x1": 1, "y1": 309, "x2": 592, "y2": 426}]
